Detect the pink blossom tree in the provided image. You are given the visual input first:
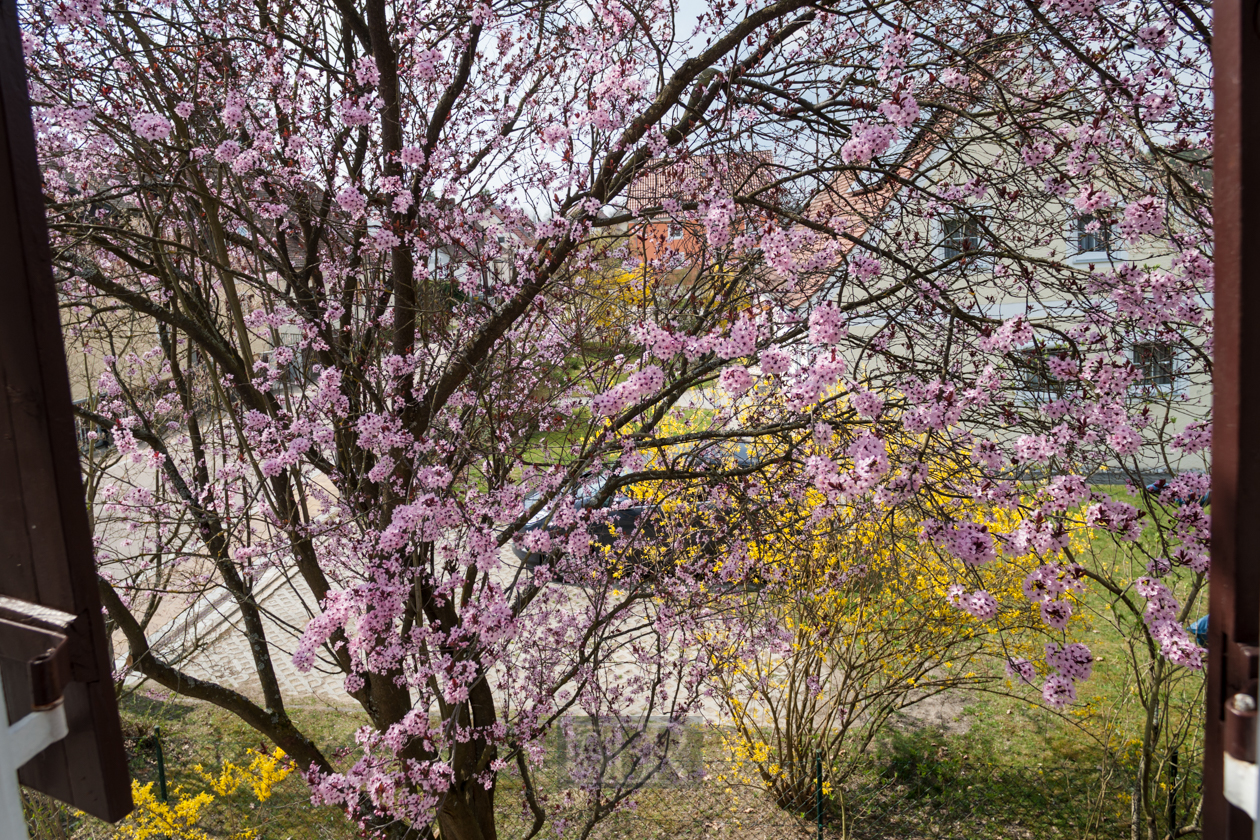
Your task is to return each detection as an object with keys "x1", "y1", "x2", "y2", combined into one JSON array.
[{"x1": 27, "y1": 0, "x2": 1210, "y2": 835}]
